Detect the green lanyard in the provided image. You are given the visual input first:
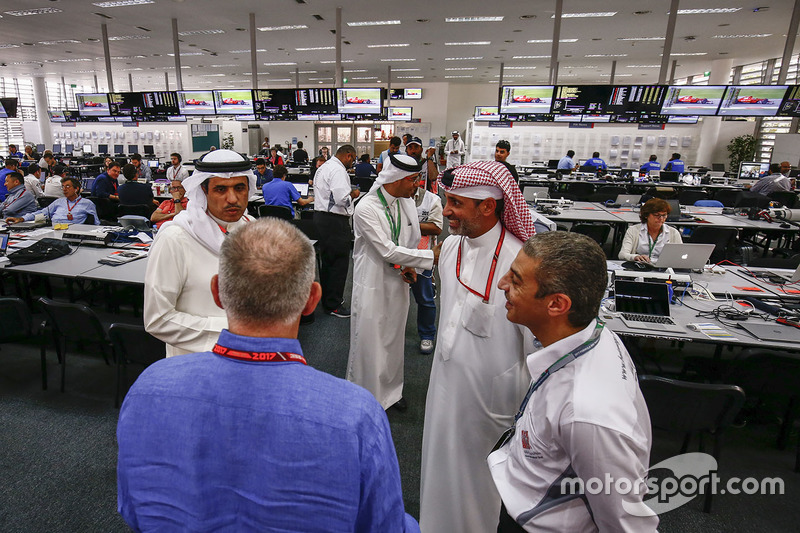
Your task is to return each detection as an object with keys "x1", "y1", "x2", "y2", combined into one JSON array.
[
  {"x1": 376, "y1": 188, "x2": 401, "y2": 245},
  {"x1": 647, "y1": 229, "x2": 661, "y2": 258}
]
